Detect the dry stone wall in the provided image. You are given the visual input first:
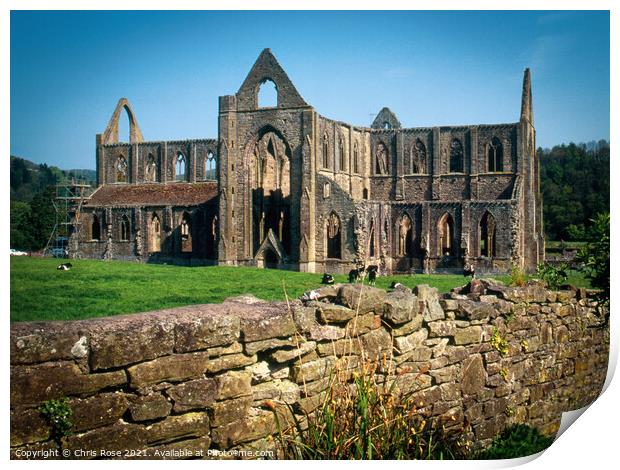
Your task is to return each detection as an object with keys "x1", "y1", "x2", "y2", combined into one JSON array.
[{"x1": 10, "y1": 280, "x2": 608, "y2": 459}]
